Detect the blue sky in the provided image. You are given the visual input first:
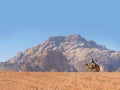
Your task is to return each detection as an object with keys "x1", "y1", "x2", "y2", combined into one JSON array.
[{"x1": 0, "y1": 0, "x2": 120, "y2": 61}]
